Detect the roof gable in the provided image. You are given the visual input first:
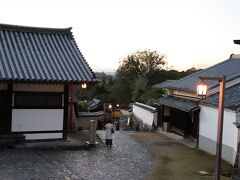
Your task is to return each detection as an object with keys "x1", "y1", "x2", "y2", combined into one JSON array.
[
  {"x1": 165, "y1": 55, "x2": 240, "y2": 92},
  {"x1": 0, "y1": 23, "x2": 95, "y2": 83}
]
